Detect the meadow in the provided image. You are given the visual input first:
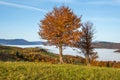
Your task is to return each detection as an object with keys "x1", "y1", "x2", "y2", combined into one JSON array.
[{"x1": 0, "y1": 62, "x2": 120, "y2": 80}]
